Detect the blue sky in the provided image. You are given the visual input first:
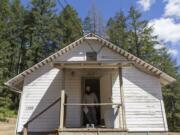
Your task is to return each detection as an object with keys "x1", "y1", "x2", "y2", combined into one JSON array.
[{"x1": 21, "y1": 0, "x2": 180, "y2": 66}]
